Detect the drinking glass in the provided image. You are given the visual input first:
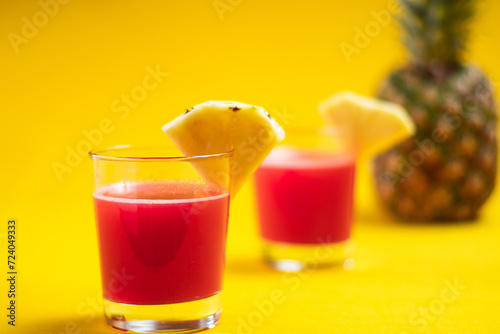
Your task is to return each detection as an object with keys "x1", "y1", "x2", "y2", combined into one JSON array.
[
  {"x1": 253, "y1": 128, "x2": 356, "y2": 272},
  {"x1": 90, "y1": 146, "x2": 232, "y2": 333}
]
